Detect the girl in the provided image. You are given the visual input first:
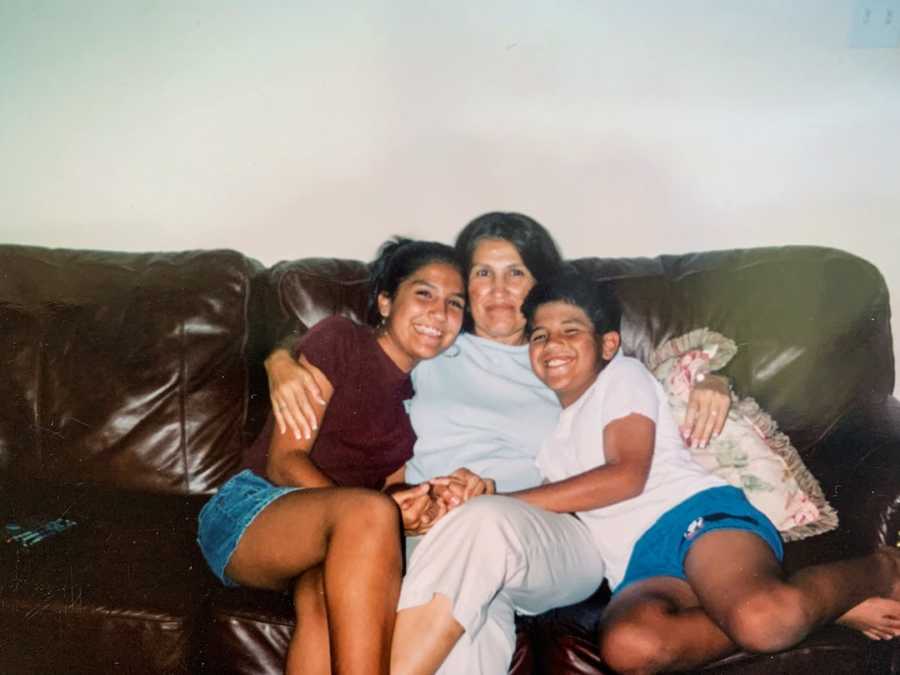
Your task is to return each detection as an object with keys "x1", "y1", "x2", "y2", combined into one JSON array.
[{"x1": 197, "y1": 238, "x2": 467, "y2": 675}]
